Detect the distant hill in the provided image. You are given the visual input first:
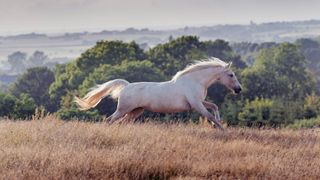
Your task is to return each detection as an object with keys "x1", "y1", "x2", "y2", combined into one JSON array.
[
  {"x1": 1, "y1": 19, "x2": 320, "y2": 70},
  {"x1": 1, "y1": 19, "x2": 320, "y2": 44}
]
